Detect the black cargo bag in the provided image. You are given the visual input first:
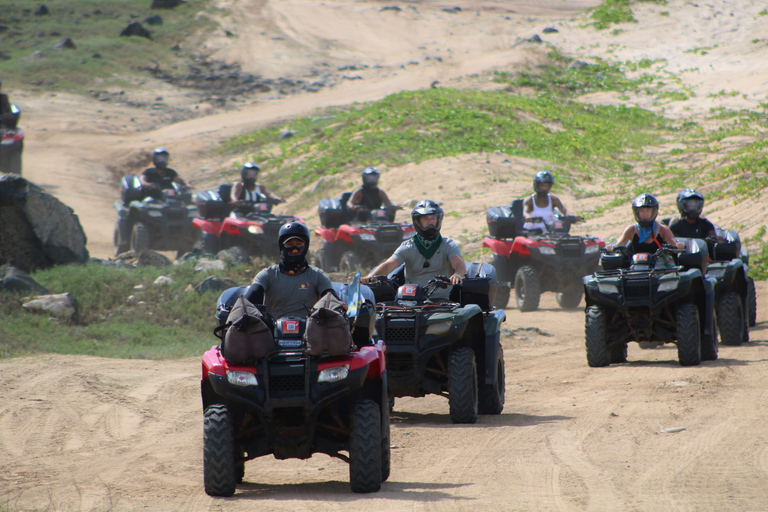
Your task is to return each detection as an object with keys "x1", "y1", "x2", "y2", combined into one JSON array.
[
  {"x1": 304, "y1": 293, "x2": 353, "y2": 356},
  {"x1": 221, "y1": 296, "x2": 276, "y2": 364}
]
